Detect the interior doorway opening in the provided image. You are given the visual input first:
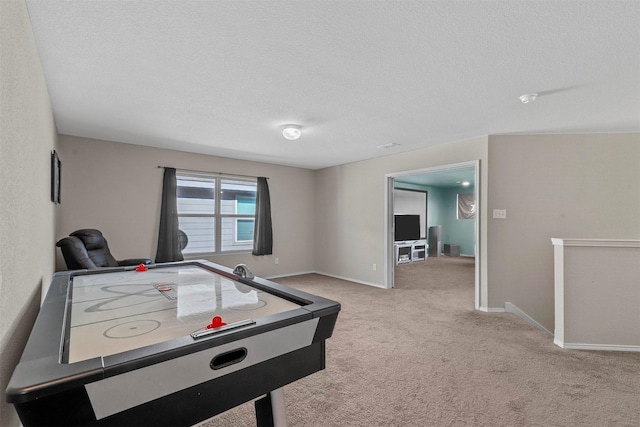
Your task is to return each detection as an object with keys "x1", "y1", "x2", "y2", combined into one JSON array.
[{"x1": 385, "y1": 161, "x2": 480, "y2": 310}]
